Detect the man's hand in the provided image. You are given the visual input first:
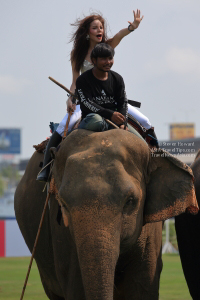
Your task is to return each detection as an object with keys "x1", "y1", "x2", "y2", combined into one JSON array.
[
  {"x1": 66, "y1": 96, "x2": 76, "y2": 113},
  {"x1": 111, "y1": 112, "x2": 125, "y2": 125},
  {"x1": 120, "y1": 124, "x2": 129, "y2": 131},
  {"x1": 128, "y1": 9, "x2": 144, "y2": 31}
]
